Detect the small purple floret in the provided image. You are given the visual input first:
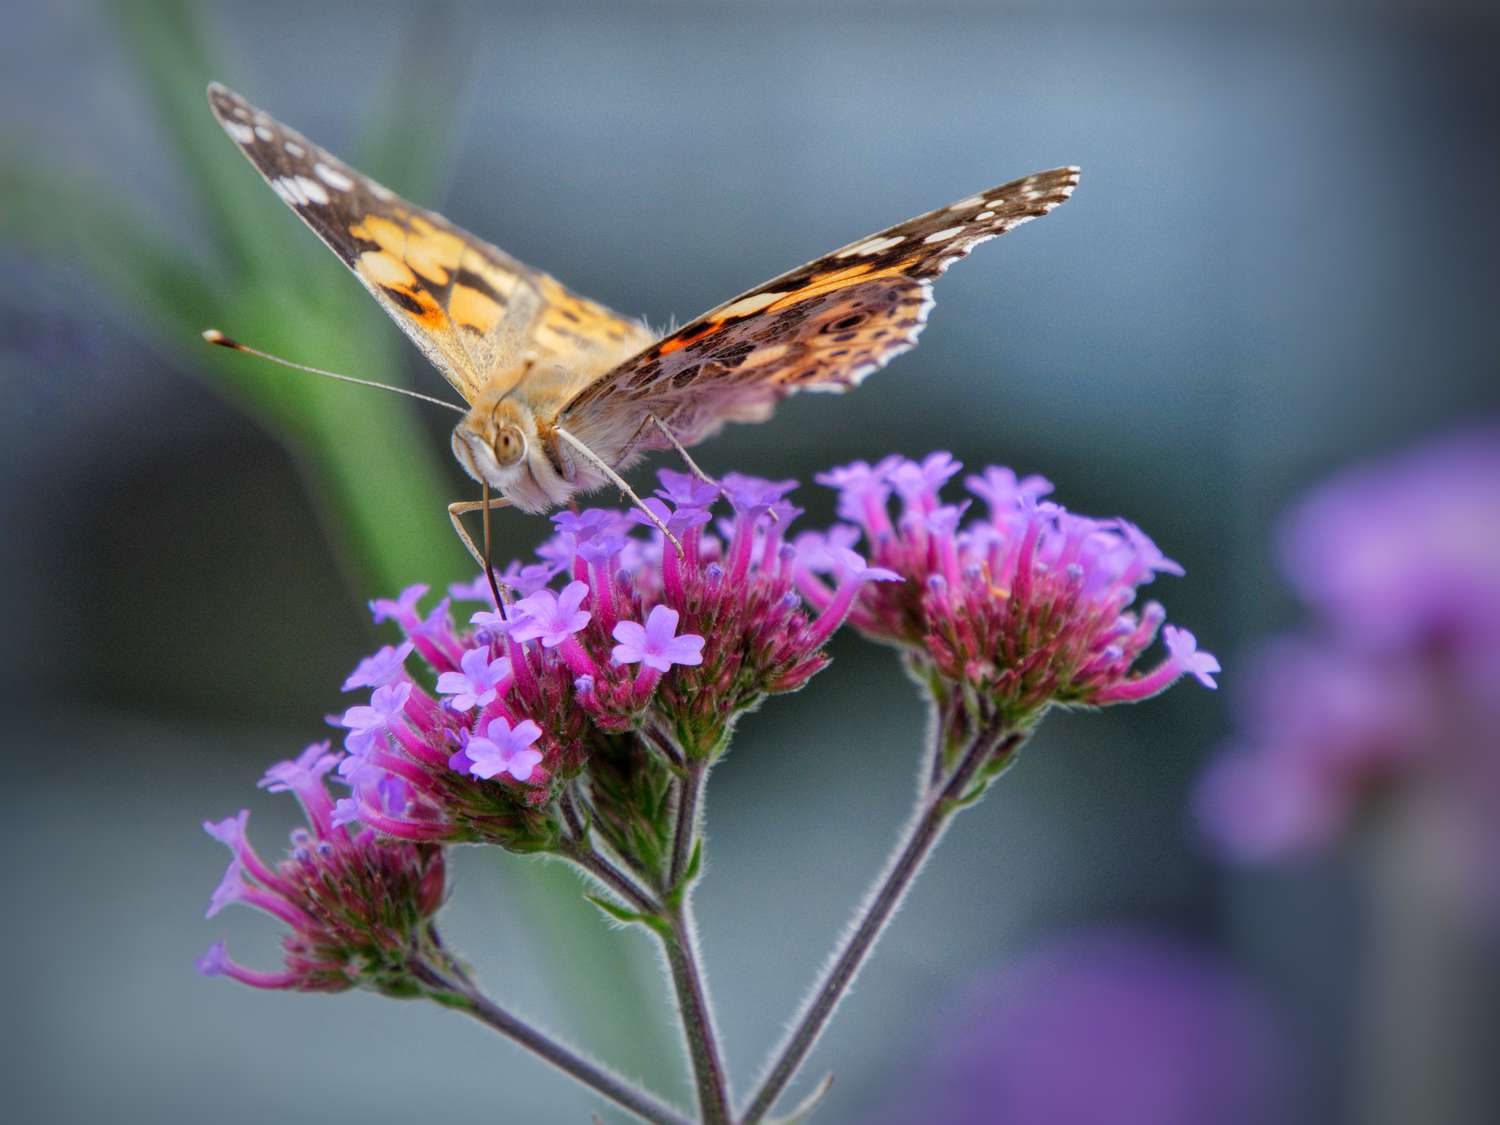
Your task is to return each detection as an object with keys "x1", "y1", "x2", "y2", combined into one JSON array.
[{"x1": 611, "y1": 606, "x2": 706, "y2": 672}]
